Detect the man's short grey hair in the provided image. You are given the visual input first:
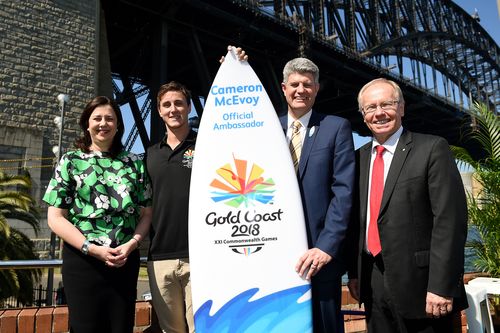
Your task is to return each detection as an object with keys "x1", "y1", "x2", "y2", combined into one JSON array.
[
  {"x1": 357, "y1": 78, "x2": 405, "y2": 112},
  {"x1": 283, "y1": 58, "x2": 319, "y2": 84}
]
